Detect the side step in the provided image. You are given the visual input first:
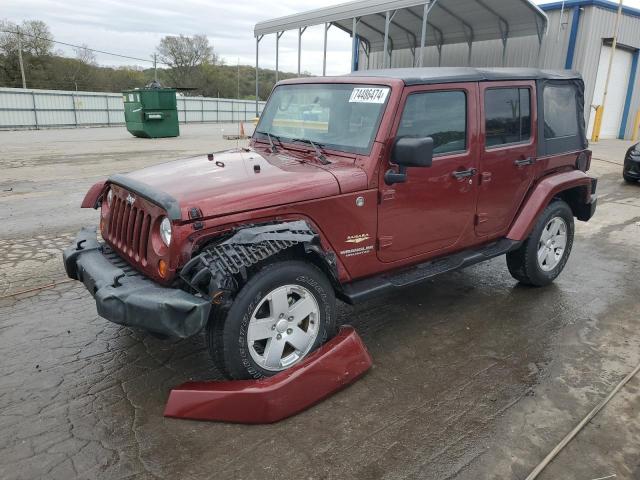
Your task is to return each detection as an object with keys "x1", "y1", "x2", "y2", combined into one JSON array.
[{"x1": 339, "y1": 238, "x2": 520, "y2": 305}]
